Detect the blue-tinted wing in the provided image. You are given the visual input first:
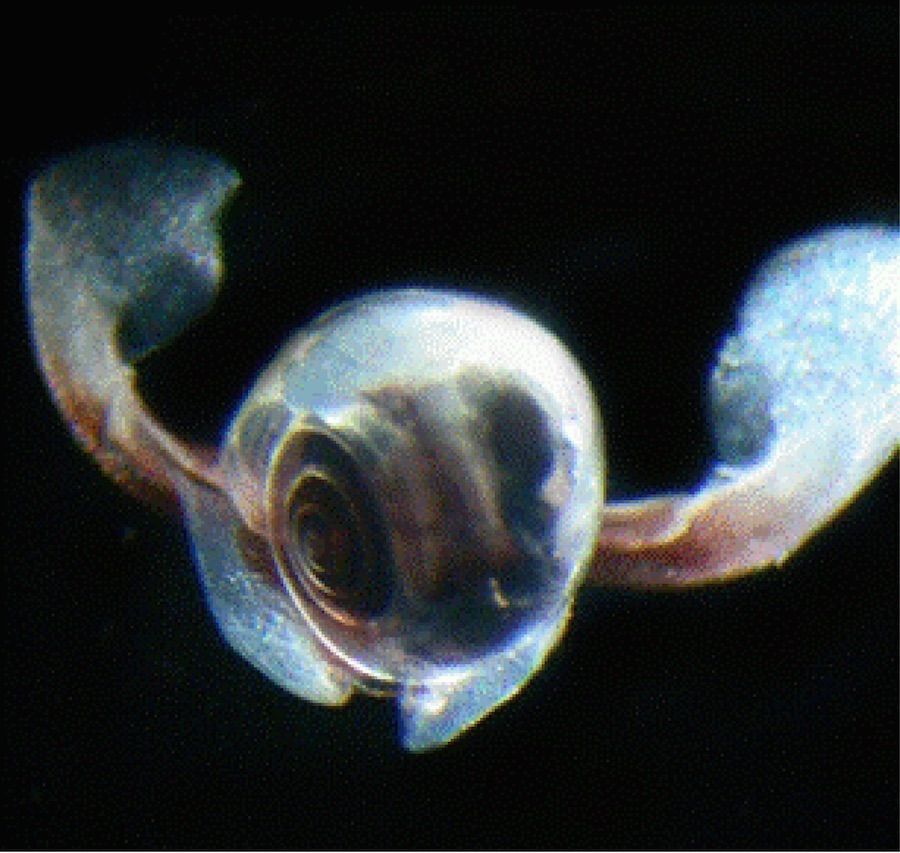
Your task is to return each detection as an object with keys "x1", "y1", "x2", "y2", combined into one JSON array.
[{"x1": 24, "y1": 142, "x2": 239, "y2": 502}]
